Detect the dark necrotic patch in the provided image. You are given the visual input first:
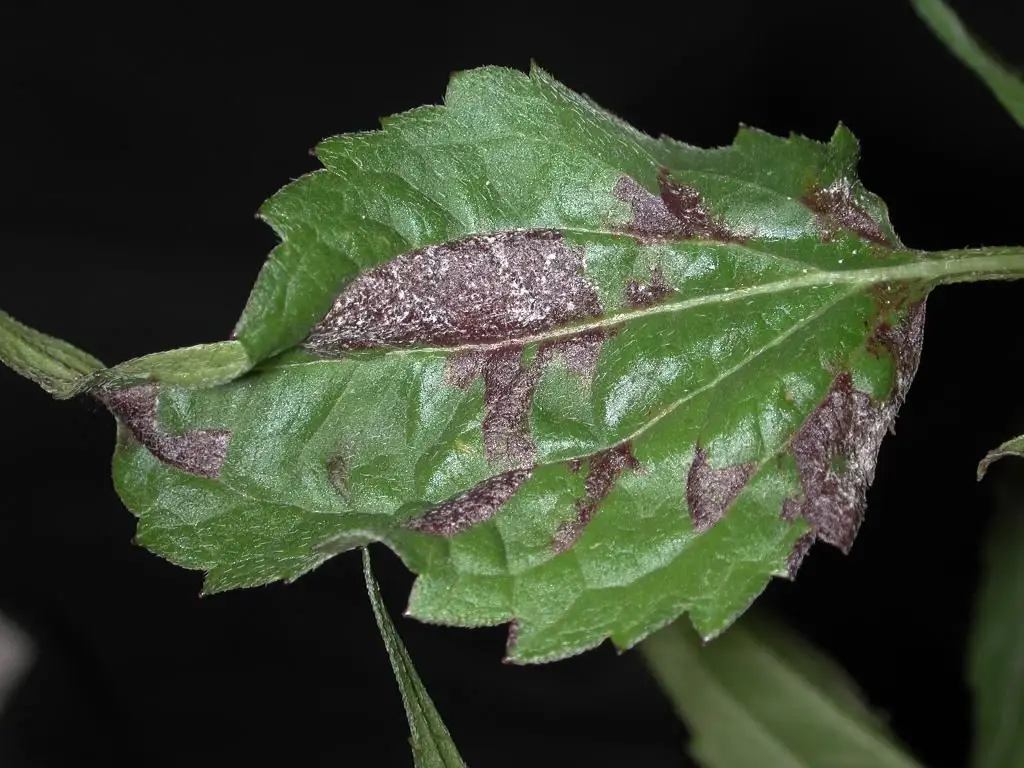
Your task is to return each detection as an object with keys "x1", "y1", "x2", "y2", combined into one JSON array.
[
  {"x1": 100, "y1": 384, "x2": 231, "y2": 479},
  {"x1": 685, "y1": 447, "x2": 756, "y2": 534},
  {"x1": 785, "y1": 532, "x2": 816, "y2": 578},
  {"x1": 503, "y1": 619, "x2": 522, "y2": 663},
  {"x1": 304, "y1": 229, "x2": 602, "y2": 354},
  {"x1": 783, "y1": 298, "x2": 926, "y2": 571},
  {"x1": 626, "y1": 266, "x2": 676, "y2": 308},
  {"x1": 445, "y1": 330, "x2": 609, "y2": 468},
  {"x1": 541, "y1": 329, "x2": 606, "y2": 381},
  {"x1": 614, "y1": 173, "x2": 738, "y2": 244},
  {"x1": 783, "y1": 373, "x2": 877, "y2": 552},
  {"x1": 479, "y1": 346, "x2": 539, "y2": 469},
  {"x1": 404, "y1": 468, "x2": 532, "y2": 537},
  {"x1": 802, "y1": 179, "x2": 891, "y2": 246},
  {"x1": 553, "y1": 442, "x2": 639, "y2": 553}
]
